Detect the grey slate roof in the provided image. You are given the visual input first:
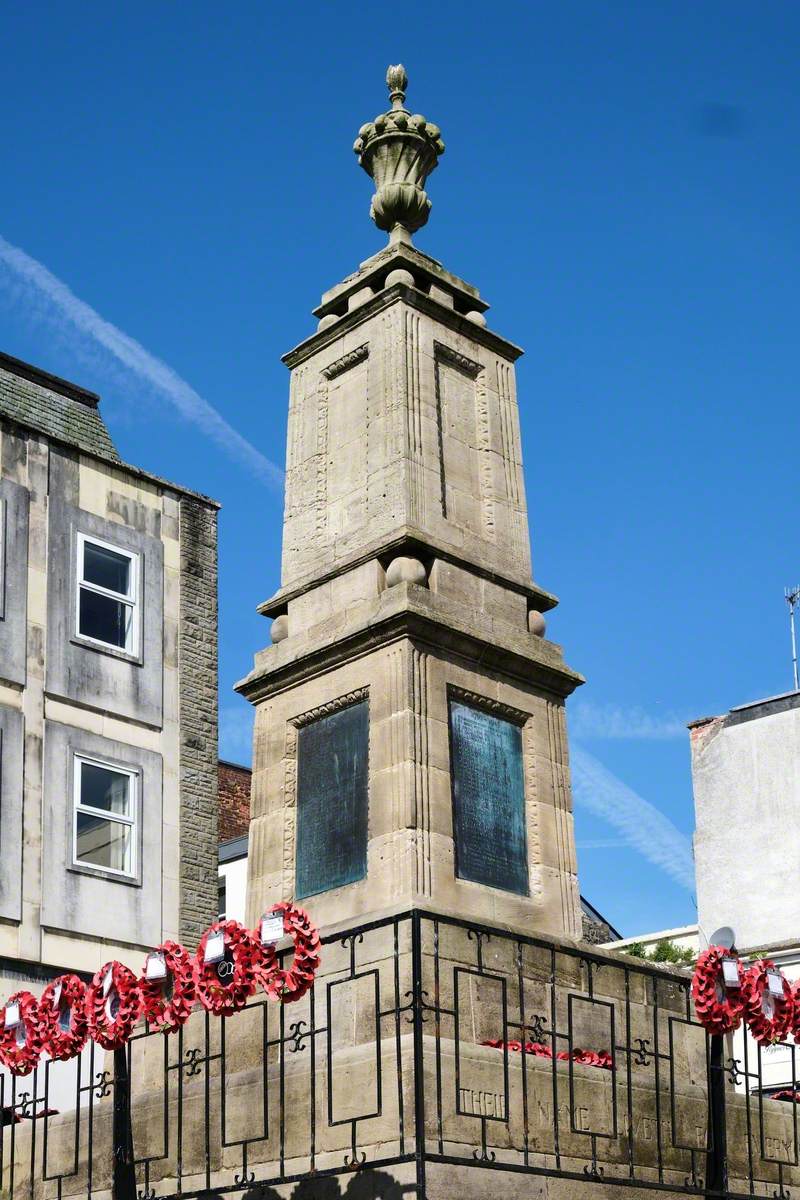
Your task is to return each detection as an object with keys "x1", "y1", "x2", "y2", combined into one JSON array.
[{"x1": 0, "y1": 352, "x2": 120, "y2": 460}]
